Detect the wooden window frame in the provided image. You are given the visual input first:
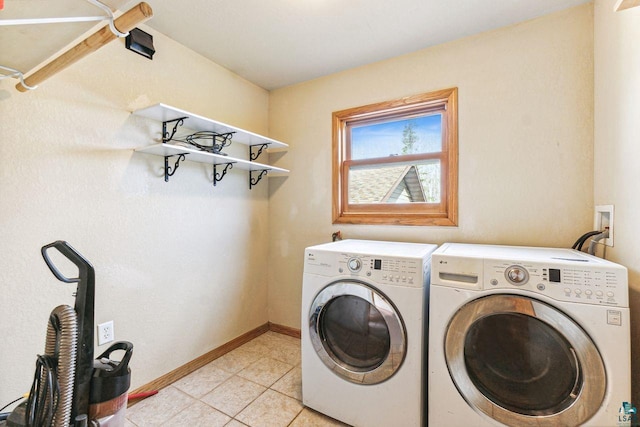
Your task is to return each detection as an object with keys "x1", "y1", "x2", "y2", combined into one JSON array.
[{"x1": 332, "y1": 88, "x2": 458, "y2": 226}]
